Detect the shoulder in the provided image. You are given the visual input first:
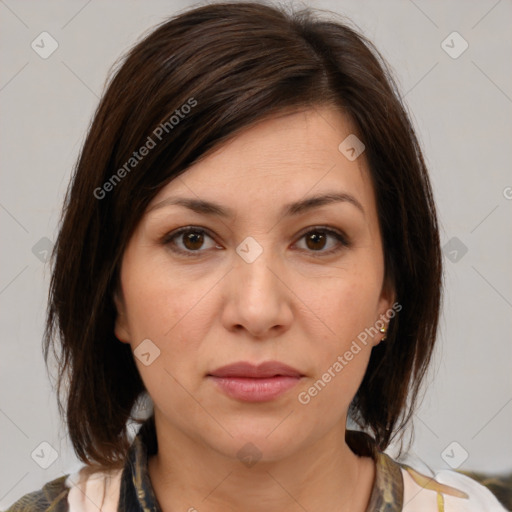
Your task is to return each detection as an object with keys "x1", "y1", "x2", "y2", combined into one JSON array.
[
  {"x1": 4, "y1": 474, "x2": 70, "y2": 511},
  {"x1": 458, "y1": 469, "x2": 512, "y2": 511},
  {"x1": 349, "y1": 431, "x2": 509, "y2": 511},
  {"x1": 4, "y1": 466, "x2": 124, "y2": 512},
  {"x1": 398, "y1": 460, "x2": 510, "y2": 511}
]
